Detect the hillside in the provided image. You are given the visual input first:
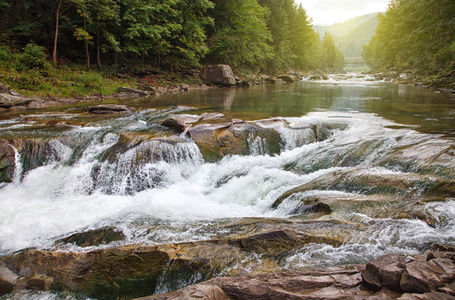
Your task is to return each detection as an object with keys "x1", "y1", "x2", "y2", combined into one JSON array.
[
  {"x1": 314, "y1": 13, "x2": 379, "y2": 58},
  {"x1": 314, "y1": 13, "x2": 378, "y2": 37}
]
